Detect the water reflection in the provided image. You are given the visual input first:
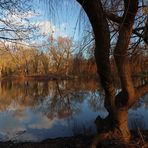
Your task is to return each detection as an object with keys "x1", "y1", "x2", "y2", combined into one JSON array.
[{"x1": 0, "y1": 80, "x2": 147, "y2": 142}]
